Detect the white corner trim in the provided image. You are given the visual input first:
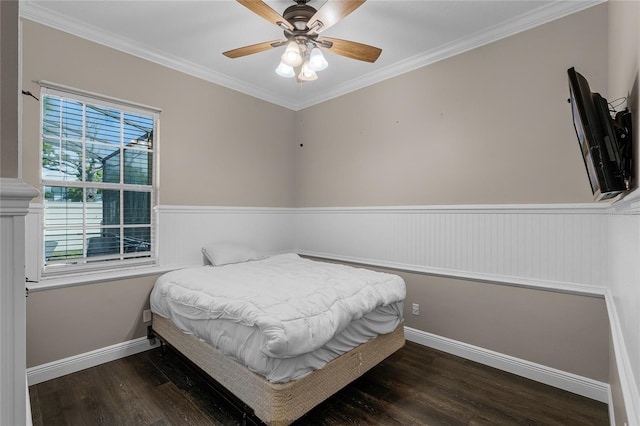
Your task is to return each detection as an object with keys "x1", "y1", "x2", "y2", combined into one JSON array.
[
  {"x1": 404, "y1": 326, "x2": 610, "y2": 404},
  {"x1": 0, "y1": 178, "x2": 39, "y2": 215},
  {"x1": 608, "y1": 386, "x2": 617, "y2": 426},
  {"x1": 604, "y1": 290, "x2": 640, "y2": 425},
  {"x1": 25, "y1": 376, "x2": 32, "y2": 426},
  {"x1": 27, "y1": 336, "x2": 158, "y2": 386}
]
